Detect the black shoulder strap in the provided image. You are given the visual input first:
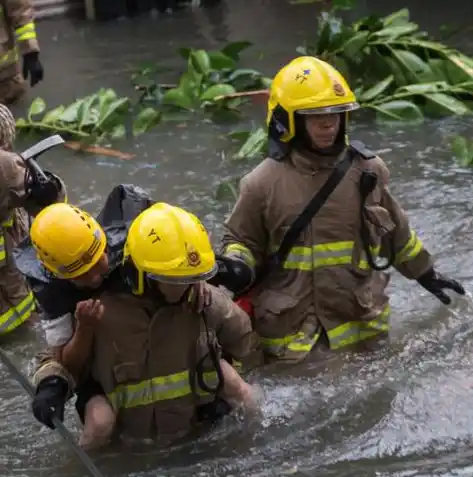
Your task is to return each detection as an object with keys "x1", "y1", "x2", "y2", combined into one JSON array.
[
  {"x1": 273, "y1": 147, "x2": 355, "y2": 267},
  {"x1": 349, "y1": 140, "x2": 376, "y2": 159}
]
